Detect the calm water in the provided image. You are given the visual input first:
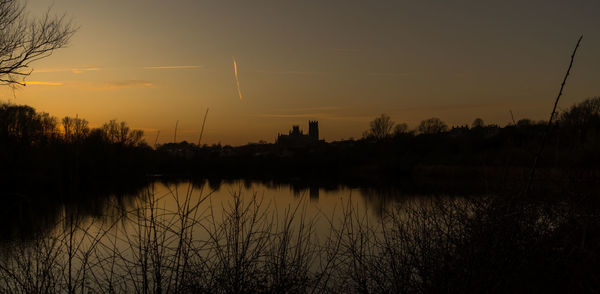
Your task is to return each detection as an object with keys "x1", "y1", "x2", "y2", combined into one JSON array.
[
  {"x1": 0, "y1": 176, "x2": 591, "y2": 292},
  {"x1": 0, "y1": 178, "x2": 484, "y2": 292},
  {"x1": 3, "y1": 178, "x2": 456, "y2": 243}
]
